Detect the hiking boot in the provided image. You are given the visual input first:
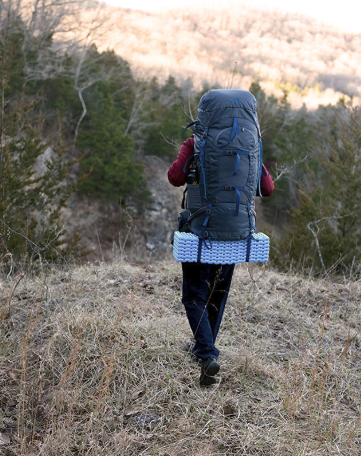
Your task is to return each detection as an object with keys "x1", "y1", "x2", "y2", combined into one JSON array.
[
  {"x1": 200, "y1": 375, "x2": 217, "y2": 386},
  {"x1": 200, "y1": 357, "x2": 220, "y2": 386}
]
